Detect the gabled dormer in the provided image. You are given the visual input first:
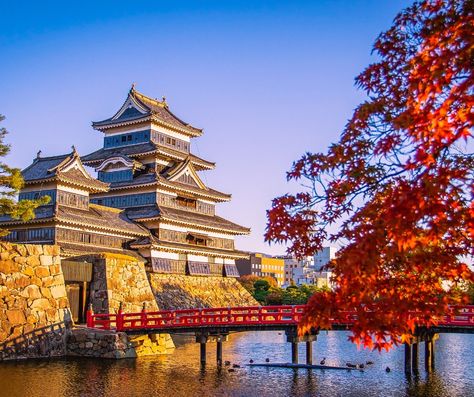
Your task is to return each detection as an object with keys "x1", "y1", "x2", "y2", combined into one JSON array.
[
  {"x1": 20, "y1": 147, "x2": 109, "y2": 210},
  {"x1": 165, "y1": 160, "x2": 208, "y2": 190},
  {"x1": 95, "y1": 155, "x2": 143, "y2": 183}
]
